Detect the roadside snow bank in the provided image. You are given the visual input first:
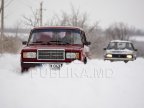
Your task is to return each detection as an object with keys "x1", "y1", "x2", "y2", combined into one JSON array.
[
  {"x1": 130, "y1": 36, "x2": 144, "y2": 42},
  {"x1": 0, "y1": 54, "x2": 144, "y2": 108}
]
